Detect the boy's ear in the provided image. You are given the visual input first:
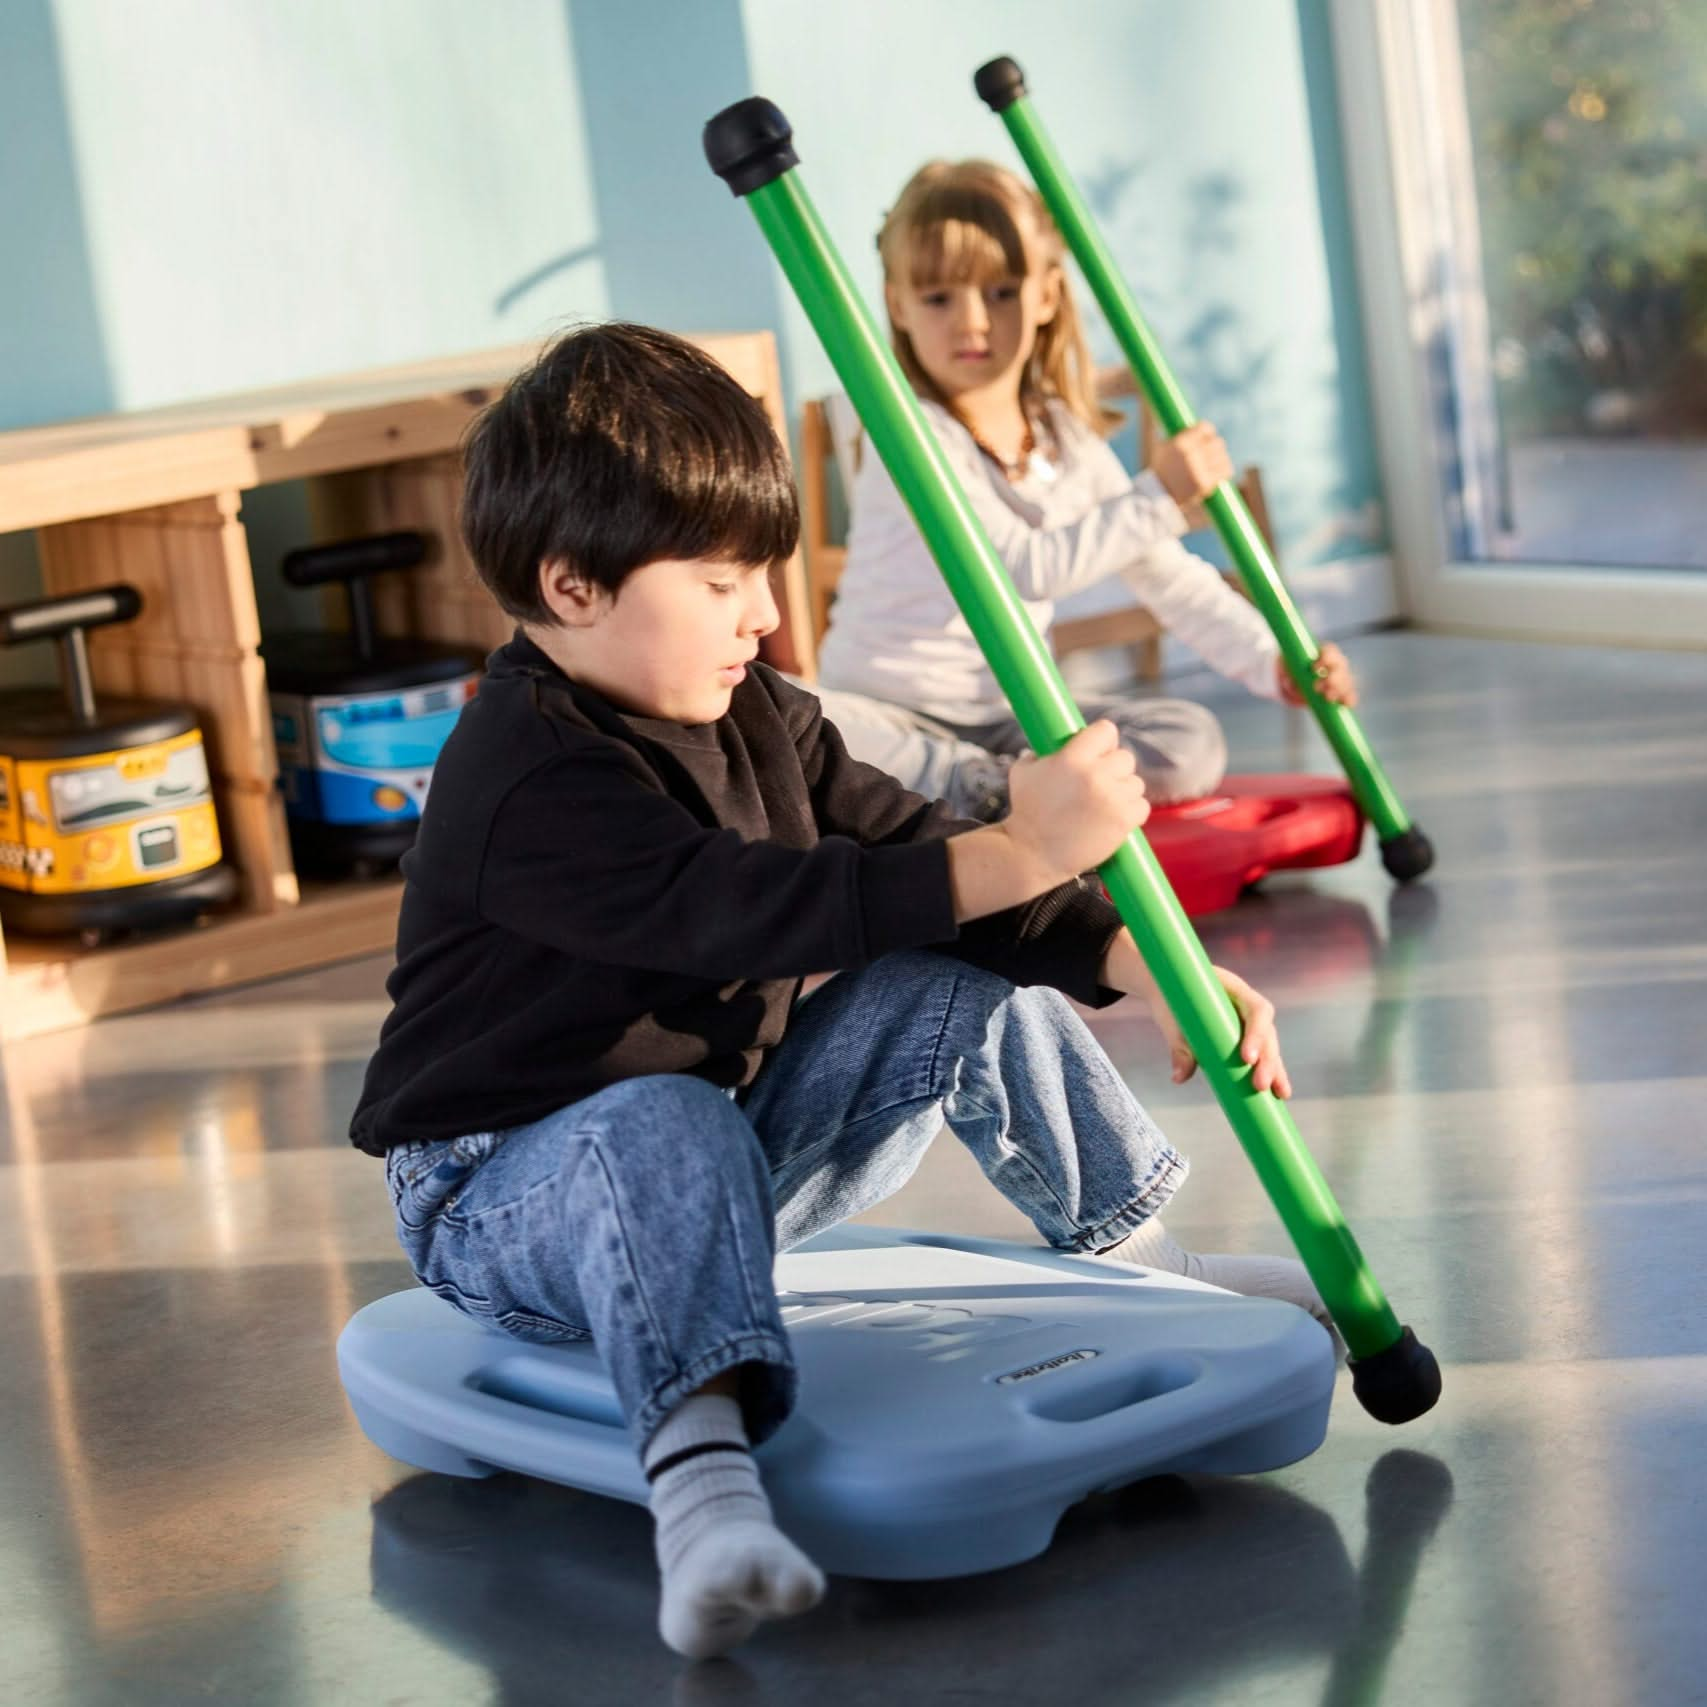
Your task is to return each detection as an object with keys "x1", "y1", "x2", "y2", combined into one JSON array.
[
  {"x1": 1037, "y1": 263, "x2": 1063, "y2": 326},
  {"x1": 538, "y1": 557, "x2": 608, "y2": 628}
]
